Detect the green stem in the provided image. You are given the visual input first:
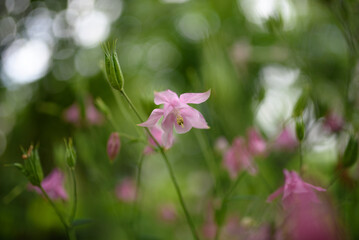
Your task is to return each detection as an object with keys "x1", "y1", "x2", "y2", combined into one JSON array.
[
  {"x1": 133, "y1": 152, "x2": 145, "y2": 237},
  {"x1": 215, "y1": 172, "x2": 246, "y2": 240},
  {"x1": 299, "y1": 142, "x2": 303, "y2": 176},
  {"x1": 69, "y1": 168, "x2": 77, "y2": 225},
  {"x1": 39, "y1": 186, "x2": 70, "y2": 238},
  {"x1": 120, "y1": 90, "x2": 200, "y2": 240}
]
